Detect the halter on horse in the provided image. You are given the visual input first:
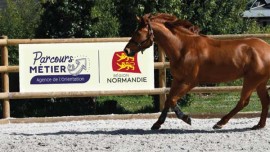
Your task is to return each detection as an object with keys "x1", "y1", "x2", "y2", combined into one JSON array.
[{"x1": 124, "y1": 13, "x2": 270, "y2": 130}]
